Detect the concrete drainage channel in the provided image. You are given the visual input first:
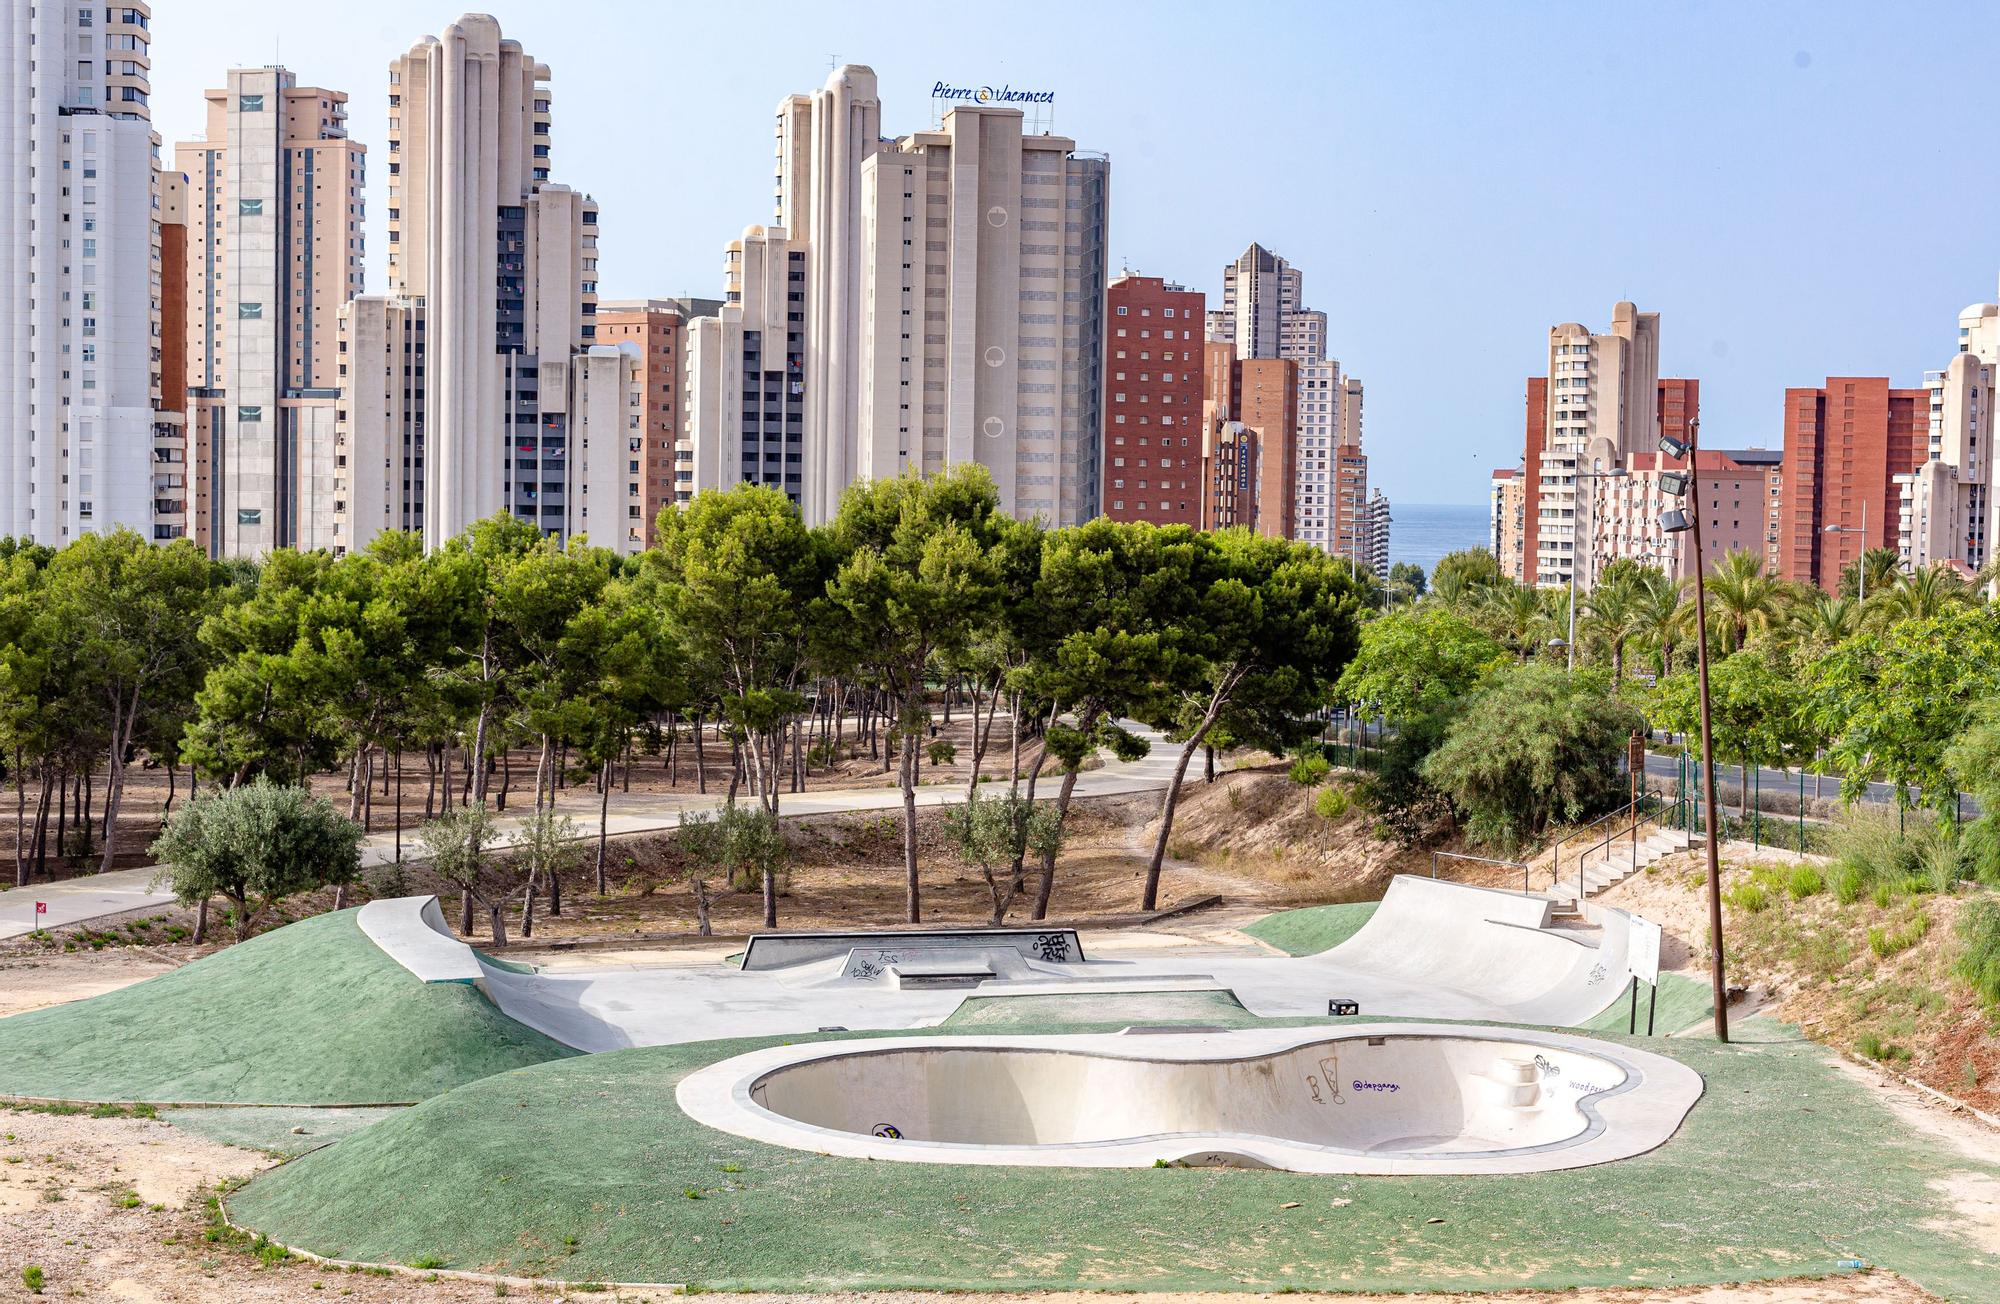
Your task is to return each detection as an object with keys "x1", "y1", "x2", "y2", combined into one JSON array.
[{"x1": 676, "y1": 1023, "x2": 1704, "y2": 1175}]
